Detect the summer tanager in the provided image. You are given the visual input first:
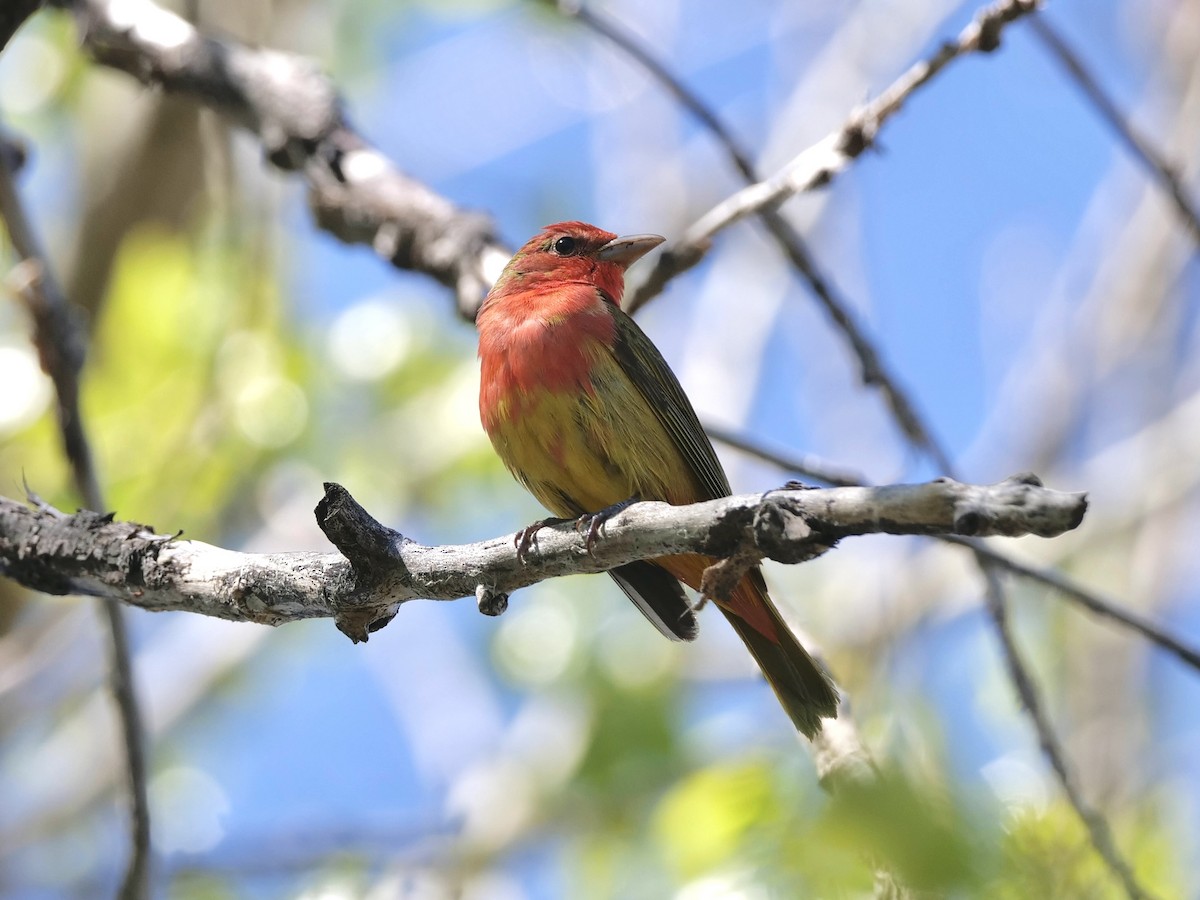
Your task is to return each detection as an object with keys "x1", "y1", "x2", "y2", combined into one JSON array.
[{"x1": 477, "y1": 221, "x2": 838, "y2": 738}]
